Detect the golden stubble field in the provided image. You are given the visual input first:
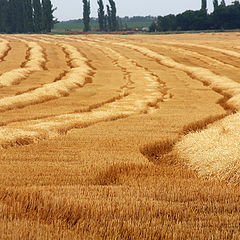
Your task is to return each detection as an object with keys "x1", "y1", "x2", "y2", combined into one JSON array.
[{"x1": 0, "y1": 33, "x2": 240, "y2": 239}]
